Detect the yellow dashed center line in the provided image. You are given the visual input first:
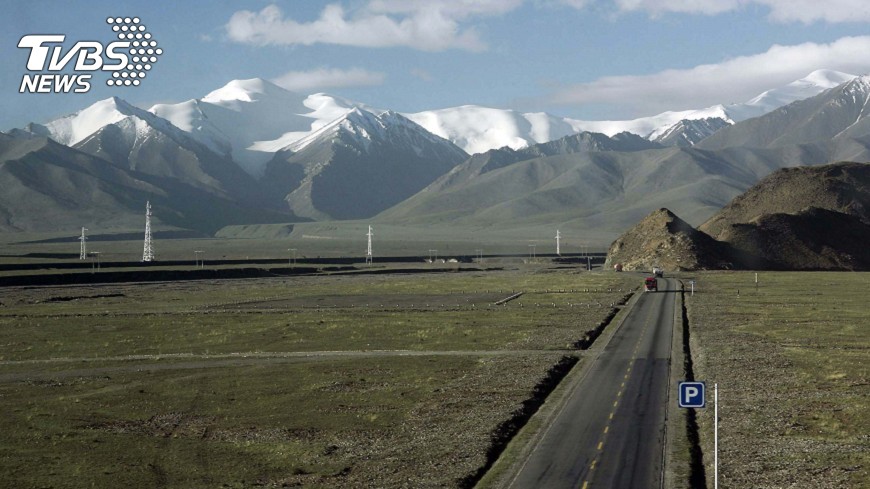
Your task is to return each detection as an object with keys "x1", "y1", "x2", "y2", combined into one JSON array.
[{"x1": 583, "y1": 290, "x2": 661, "y2": 486}]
